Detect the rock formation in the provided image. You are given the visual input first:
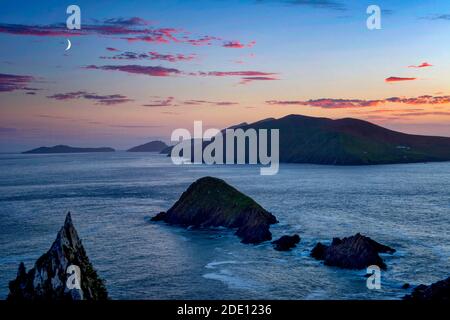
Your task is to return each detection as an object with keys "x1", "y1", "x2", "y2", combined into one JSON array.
[
  {"x1": 151, "y1": 176, "x2": 277, "y2": 244},
  {"x1": 8, "y1": 212, "x2": 108, "y2": 300},
  {"x1": 272, "y1": 234, "x2": 301, "y2": 251},
  {"x1": 403, "y1": 277, "x2": 450, "y2": 301},
  {"x1": 311, "y1": 233, "x2": 395, "y2": 270}
]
